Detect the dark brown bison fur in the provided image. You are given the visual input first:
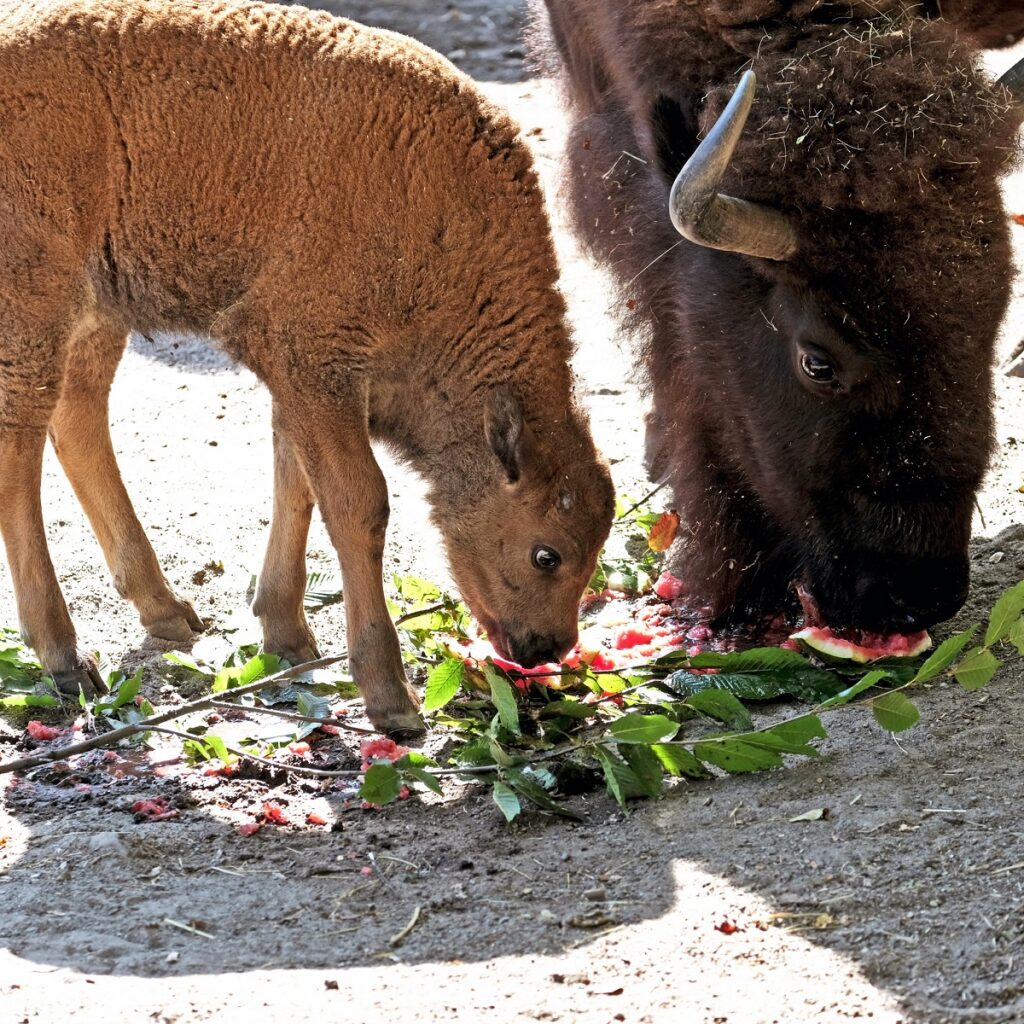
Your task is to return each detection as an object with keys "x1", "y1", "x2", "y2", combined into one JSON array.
[
  {"x1": 0, "y1": 0, "x2": 614, "y2": 736},
  {"x1": 532, "y1": 0, "x2": 1023, "y2": 632}
]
